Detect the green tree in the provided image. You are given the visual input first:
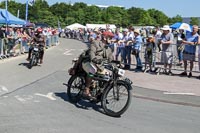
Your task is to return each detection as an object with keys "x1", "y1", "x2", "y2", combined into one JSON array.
[
  {"x1": 127, "y1": 7, "x2": 154, "y2": 26},
  {"x1": 190, "y1": 17, "x2": 200, "y2": 25},
  {"x1": 170, "y1": 15, "x2": 183, "y2": 24},
  {"x1": 104, "y1": 6, "x2": 126, "y2": 26},
  {"x1": 0, "y1": 1, "x2": 189, "y2": 28},
  {"x1": 84, "y1": 6, "x2": 101, "y2": 24},
  {"x1": 147, "y1": 9, "x2": 169, "y2": 26}
]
